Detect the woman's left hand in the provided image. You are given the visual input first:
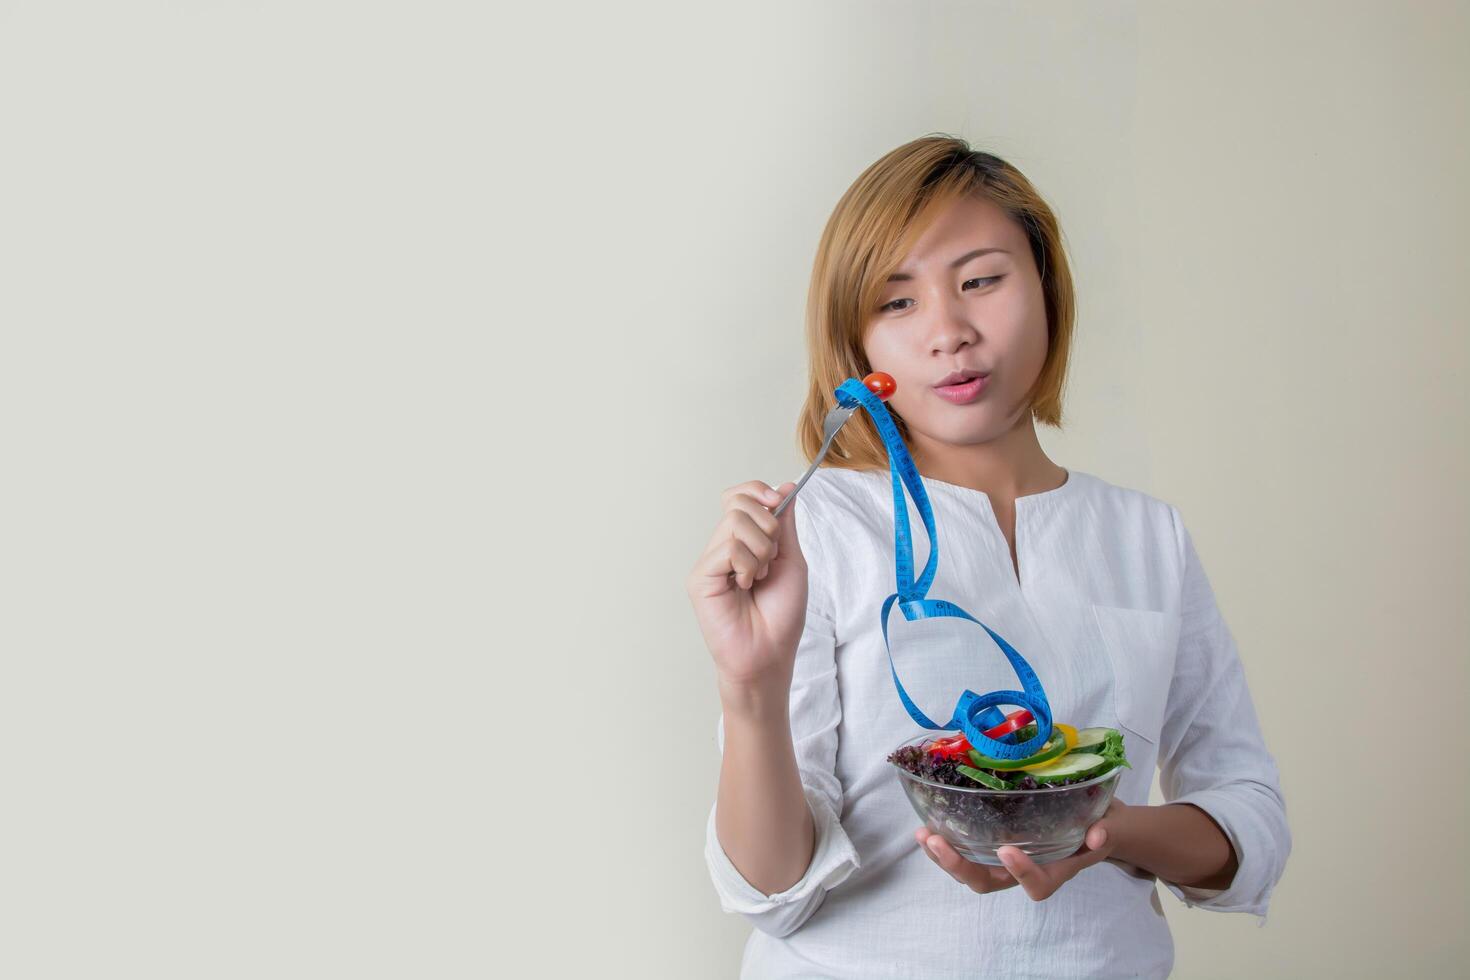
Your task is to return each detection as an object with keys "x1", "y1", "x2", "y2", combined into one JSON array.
[{"x1": 915, "y1": 799, "x2": 1130, "y2": 901}]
